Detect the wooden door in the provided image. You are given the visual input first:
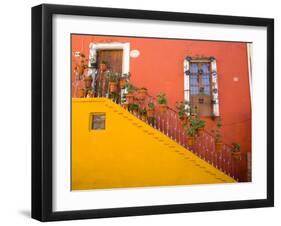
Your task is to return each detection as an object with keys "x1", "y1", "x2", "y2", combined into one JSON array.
[{"x1": 97, "y1": 50, "x2": 123, "y2": 73}]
